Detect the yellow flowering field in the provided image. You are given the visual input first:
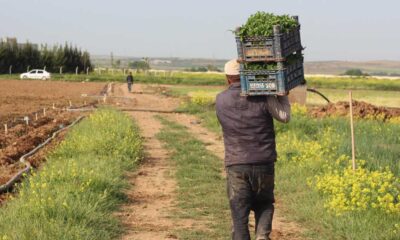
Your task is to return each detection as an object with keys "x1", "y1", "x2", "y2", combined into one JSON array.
[
  {"x1": 274, "y1": 104, "x2": 400, "y2": 239},
  {"x1": 182, "y1": 92, "x2": 400, "y2": 239},
  {"x1": 188, "y1": 91, "x2": 218, "y2": 106}
]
